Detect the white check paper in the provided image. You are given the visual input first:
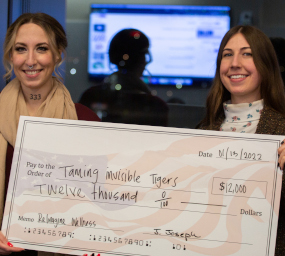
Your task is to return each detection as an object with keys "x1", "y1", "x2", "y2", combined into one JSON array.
[{"x1": 1, "y1": 116, "x2": 283, "y2": 256}]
